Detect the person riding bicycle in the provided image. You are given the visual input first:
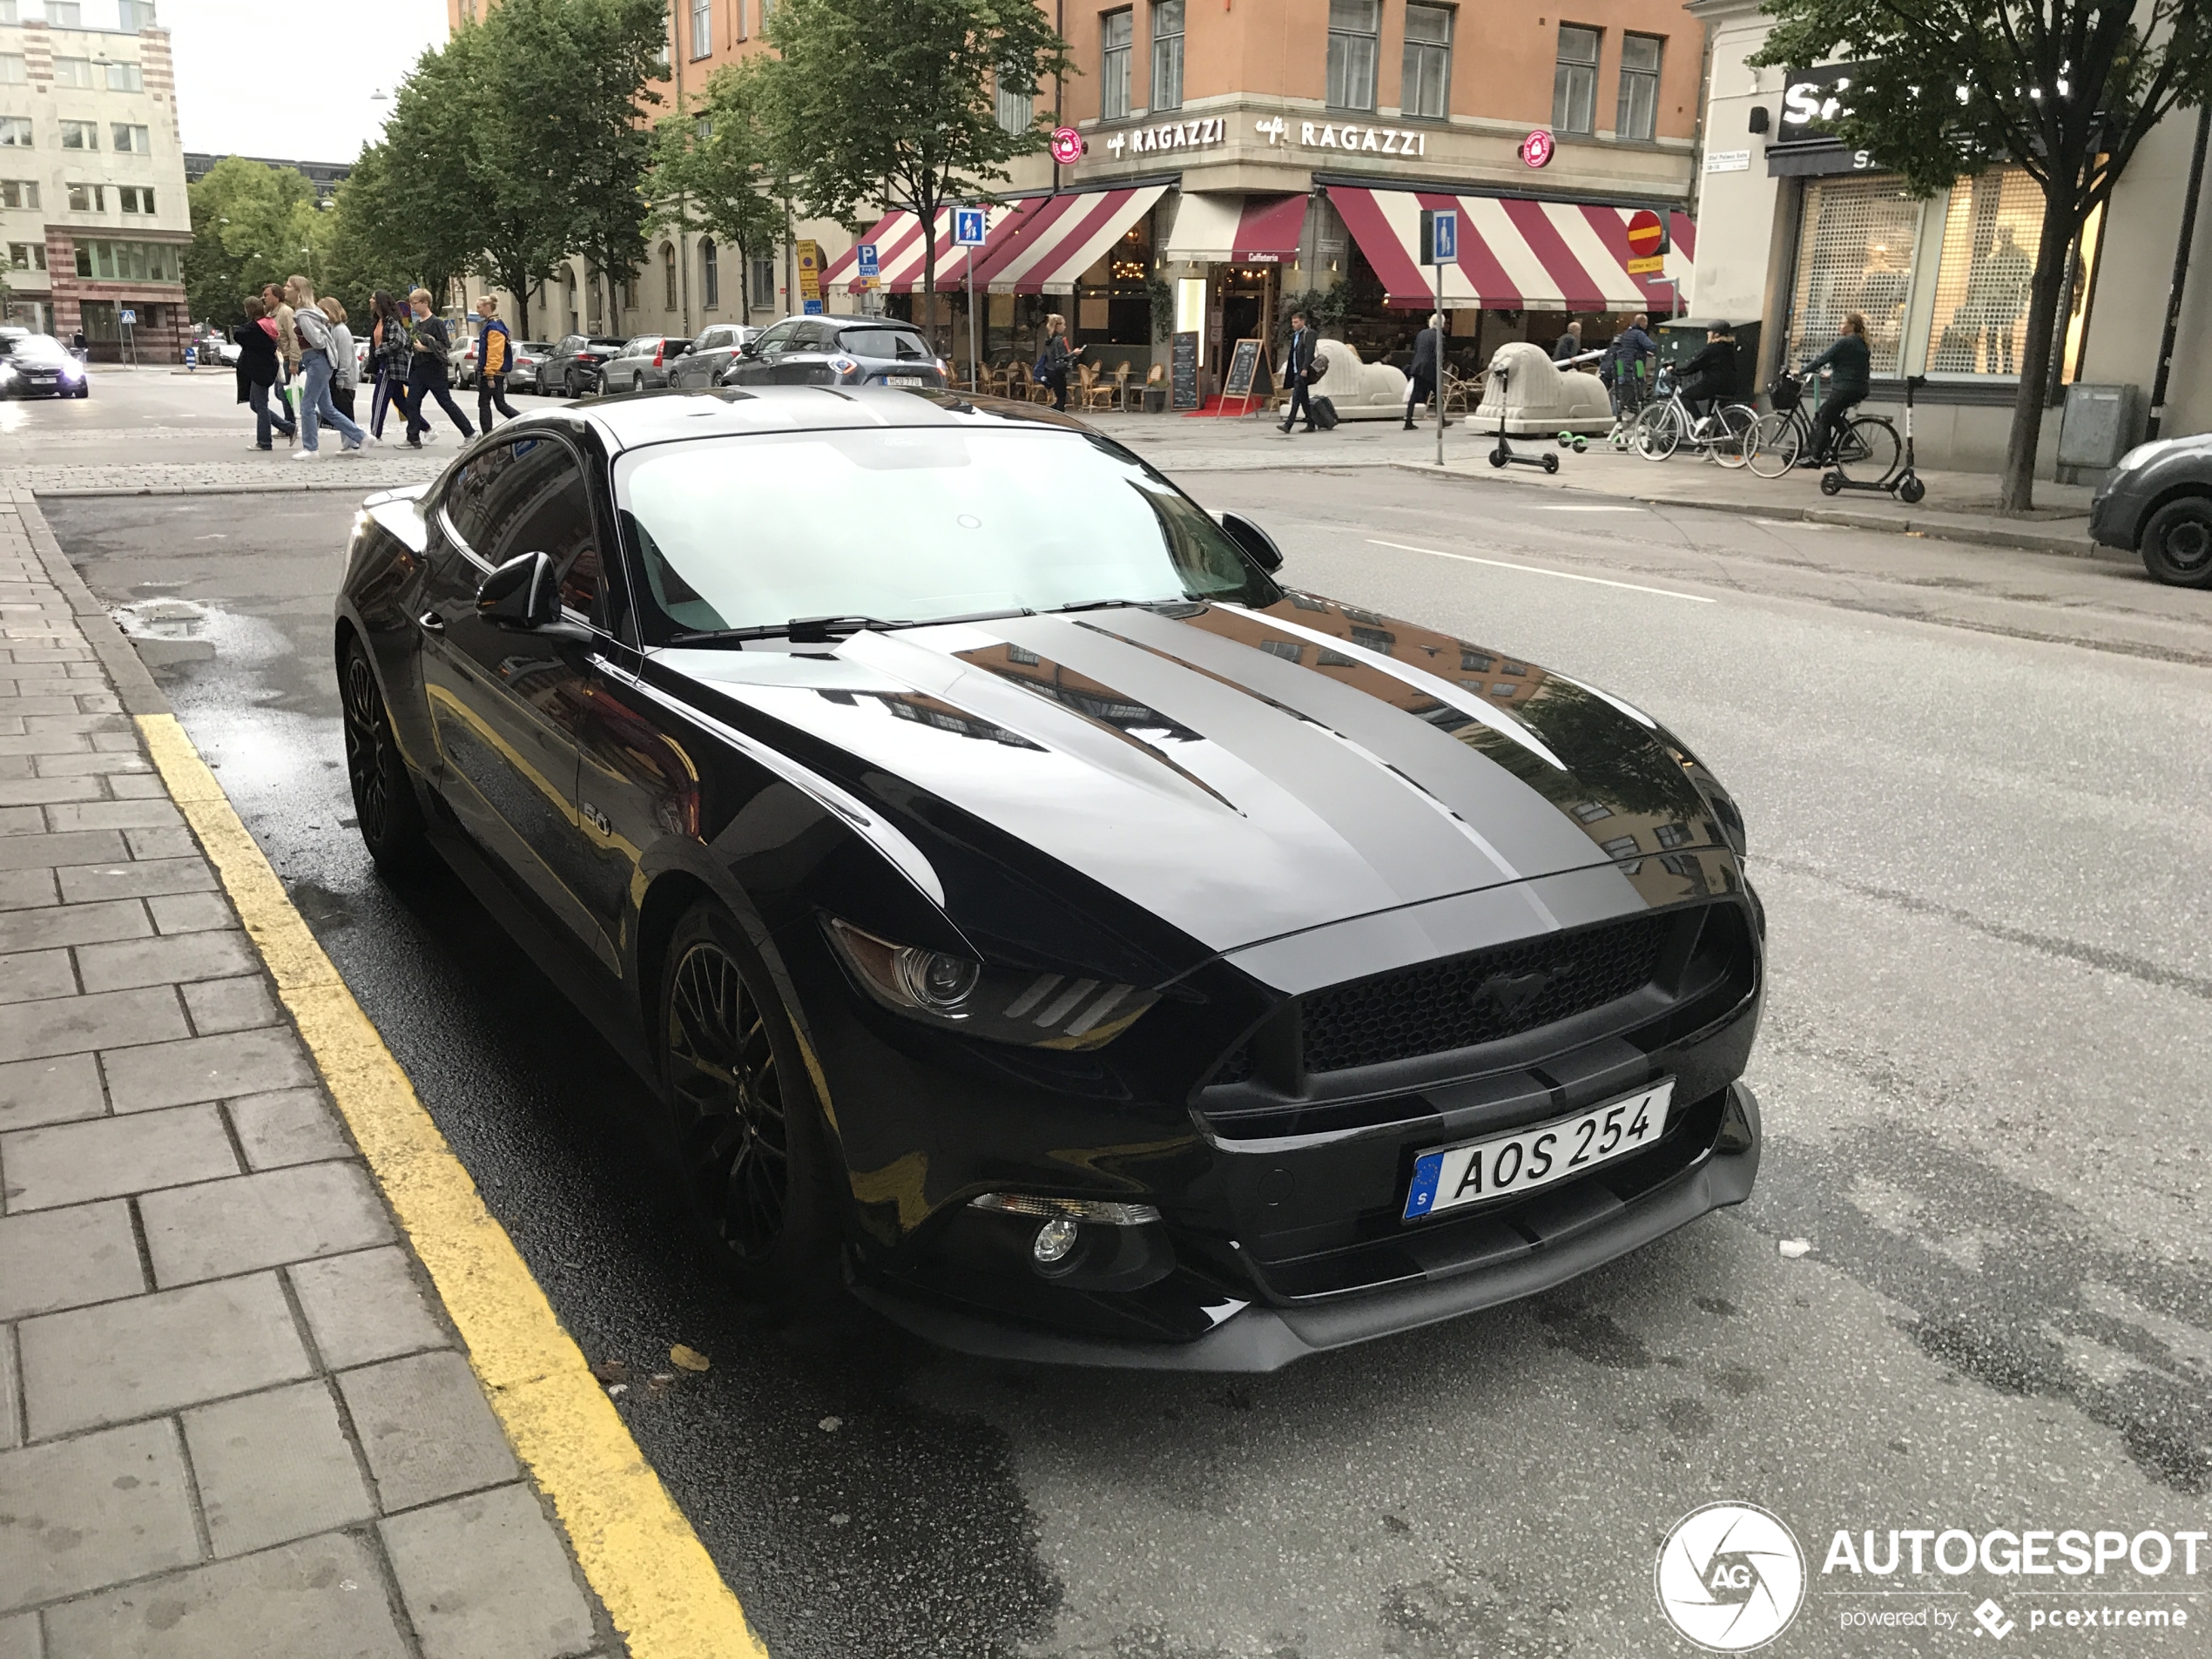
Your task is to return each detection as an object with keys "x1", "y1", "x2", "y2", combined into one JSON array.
[
  {"x1": 1673, "y1": 322, "x2": 1737, "y2": 427},
  {"x1": 1799, "y1": 312, "x2": 1871, "y2": 469}
]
